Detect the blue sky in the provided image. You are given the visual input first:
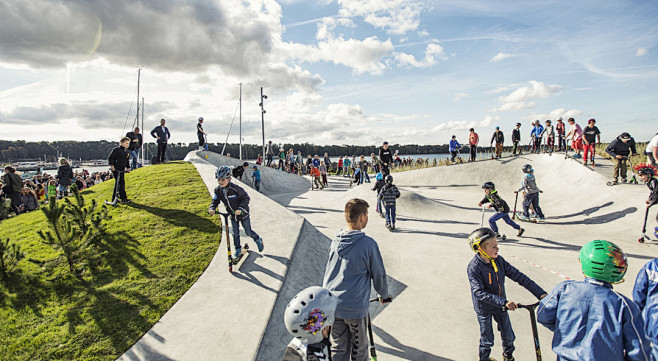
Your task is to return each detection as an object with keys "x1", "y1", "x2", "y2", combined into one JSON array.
[{"x1": 0, "y1": 0, "x2": 656, "y2": 146}]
